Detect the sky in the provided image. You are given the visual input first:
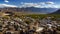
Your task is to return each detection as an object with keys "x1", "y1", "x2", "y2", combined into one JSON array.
[{"x1": 0, "y1": 0, "x2": 60, "y2": 8}]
